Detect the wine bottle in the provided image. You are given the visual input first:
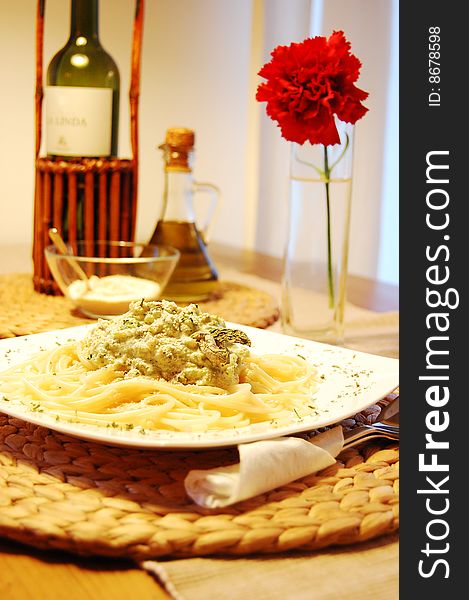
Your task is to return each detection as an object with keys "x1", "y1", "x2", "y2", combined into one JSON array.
[{"x1": 45, "y1": 0, "x2": 120, "y2": 158}]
